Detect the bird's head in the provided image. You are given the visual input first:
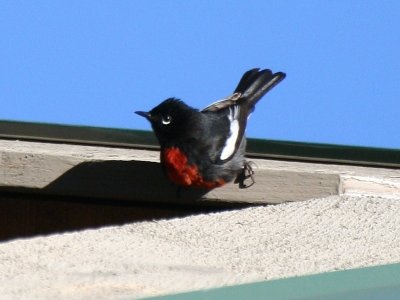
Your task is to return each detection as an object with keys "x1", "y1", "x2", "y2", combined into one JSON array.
[{"x1": 135, "y1": 98, "x2": 197, "y2": 146}]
